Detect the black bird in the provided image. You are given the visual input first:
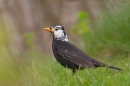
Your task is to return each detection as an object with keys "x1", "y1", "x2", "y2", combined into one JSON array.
[{"x1": 44, "y1": 25, "x2": 123, "y2": 74}]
